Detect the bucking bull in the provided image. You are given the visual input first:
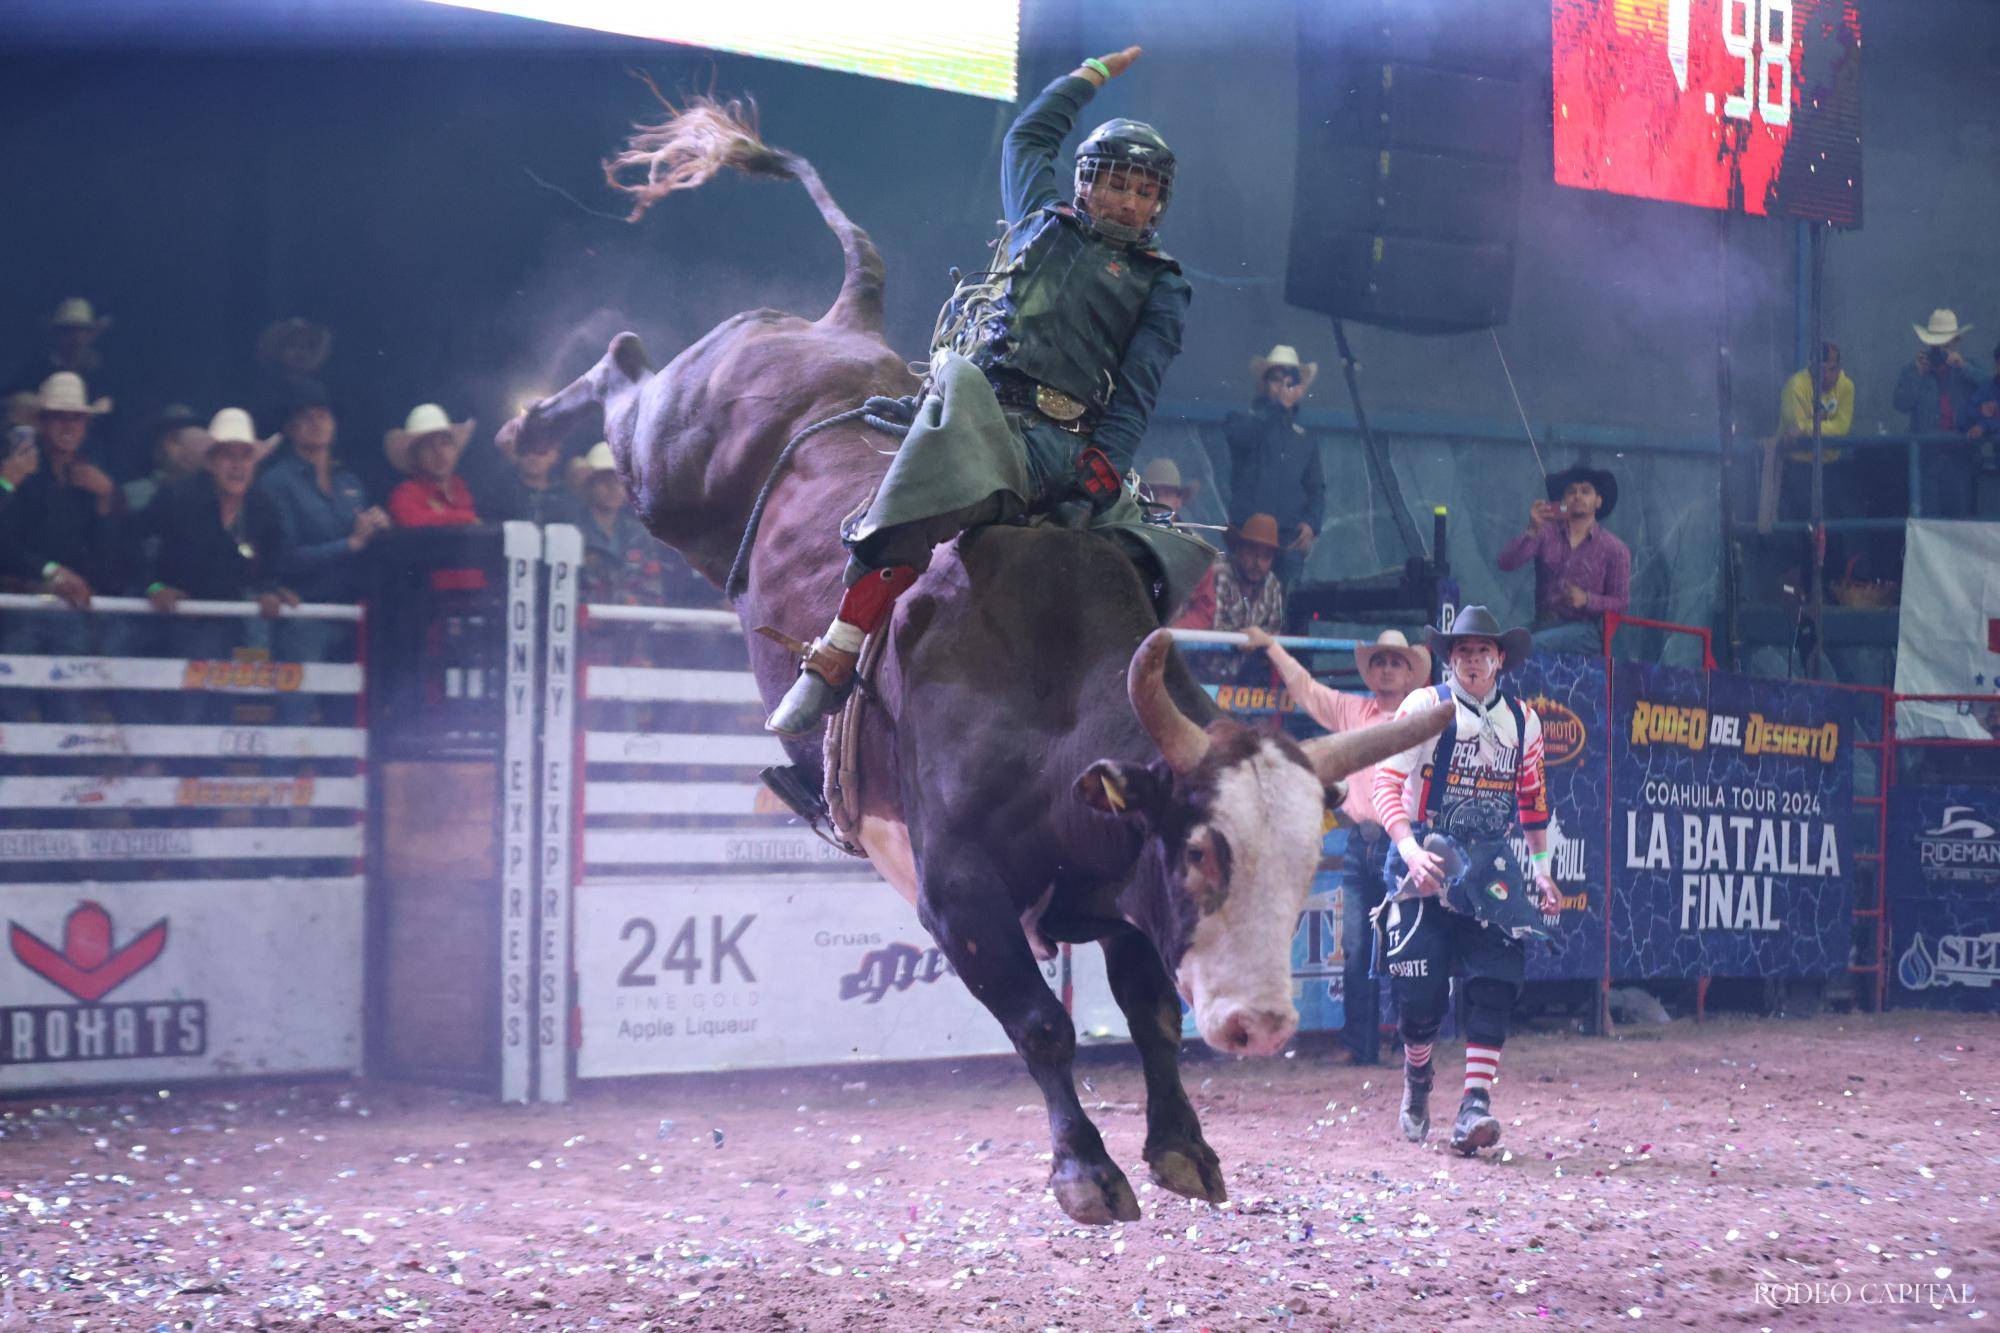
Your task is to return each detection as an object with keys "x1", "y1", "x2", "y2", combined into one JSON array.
[{"x1": 503, "y1": 98, "x2": 1449, "y2": 1224}]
